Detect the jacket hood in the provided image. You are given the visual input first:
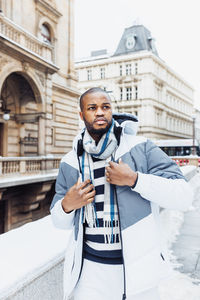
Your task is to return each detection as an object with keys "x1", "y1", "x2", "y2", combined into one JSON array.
[{"x1": 113, "y1": 112, "x2": 138, "y2": 136}]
